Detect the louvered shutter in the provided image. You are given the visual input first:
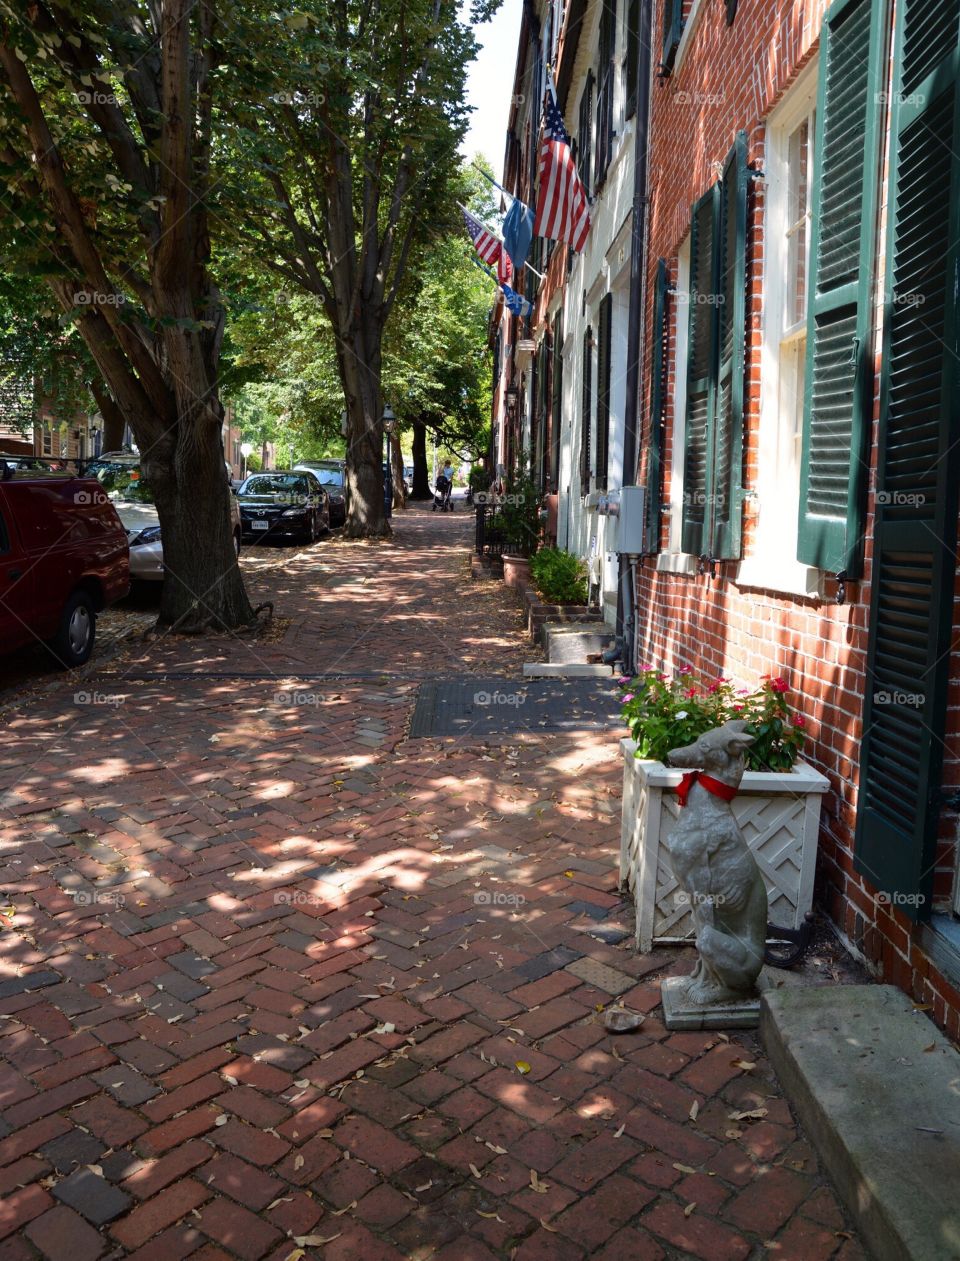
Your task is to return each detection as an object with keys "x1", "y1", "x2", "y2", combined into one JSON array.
[
  {"x1": 646, "y1": 260, "x2": 670, "y2": 551},
  {"x1": 595, "y1": 0, "x2": 617, "y2": 188},
  {"x1": 580, "y1": 326, "x2": 593, "y2": 491},
  {"x1": 577, "y1": 74, "x2": 594, "y2": 197},
  {"x1": 796, "y1": 0, "x2": 888, "y2": 579},
  {"x1": 624, "y1": 0, "x2": 640, "y2": 120},
  {"x1": 854, "y1": 0, "x2": 960, "y2": 917},
  {"x1": 534, "y1": 337, "x2": 549, "y2": 492},
  {"x1": 662, "y1": 0, "x2": 683, "y2": 74},
  {"x1": 550, "y1": 311, "x2": 563, "y2": 489},
  {"x1": 681, "y1": 185, "x2": 720, "y2": 556},
  {"x1": 709, "y1": 133, "x2": 748, "y2": 559},
  {"x1": 596, "y1": 294, "x2": 612, "y2": 491}
]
